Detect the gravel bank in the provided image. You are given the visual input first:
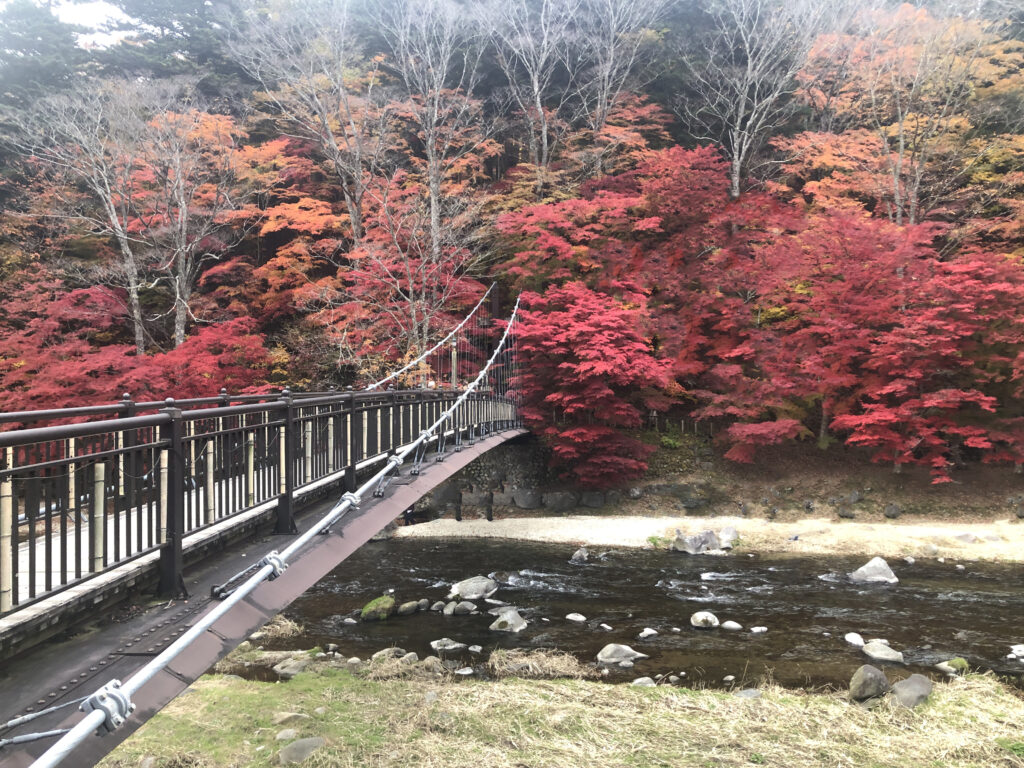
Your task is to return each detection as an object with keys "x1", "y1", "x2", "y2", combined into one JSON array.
[{"x1": 393, "y1": 514, "x2": 1024, "y2": 562}]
